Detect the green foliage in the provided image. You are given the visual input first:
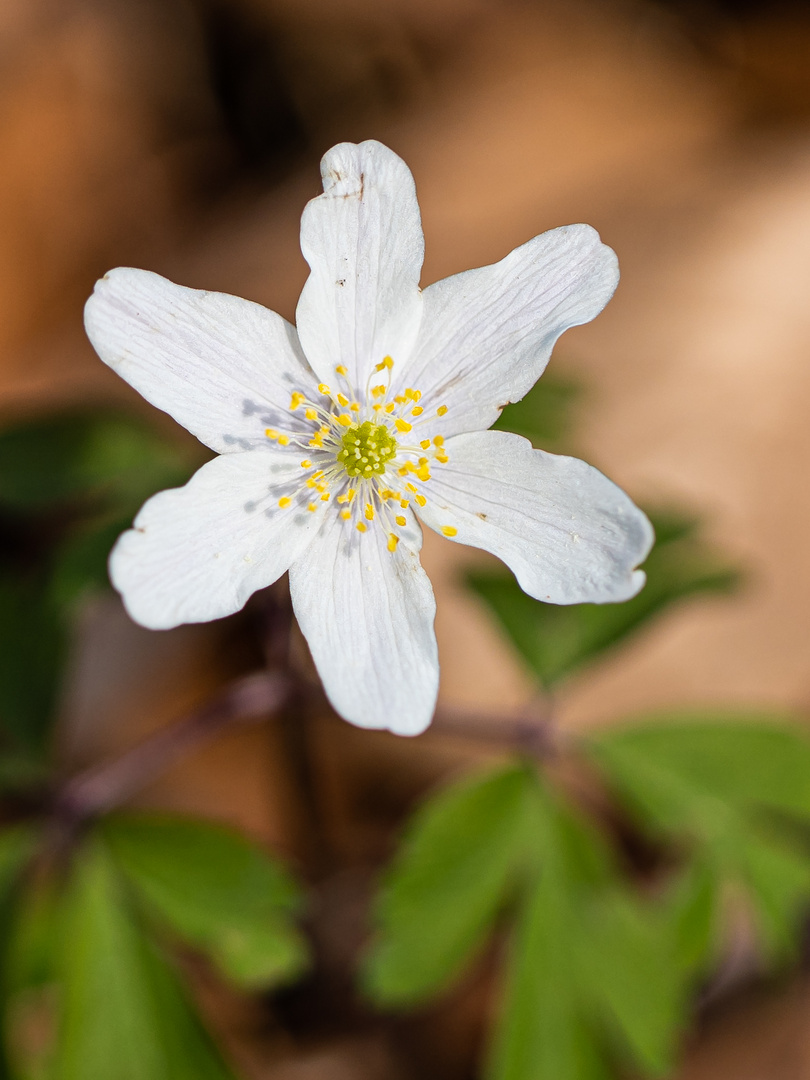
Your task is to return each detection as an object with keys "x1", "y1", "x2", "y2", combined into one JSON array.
[
  {"x1": 362, "y1": 766, "x2": 538, "y2": 1004},
  {"x1": 0, "y1": 412, "x2": 197, "y2": 755},
  {"x1": 54, "y1": 841, "x2": 235, "y2": 1080},
  {"x1": 365, "y1": 768, "x2": 689, "y2": 1080},
  {"x1": 468, "y1": 509, "x2": 740, "y2": 689},
  {"x1": 493, "y1": 374, "x2": 582, "y2": 452},
  {"x1": 103, "y1": 814, "x2": 308, "y2": 990},
  {"x1": 588, "y1": 714, "x2": 810, "y2": 961}
]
